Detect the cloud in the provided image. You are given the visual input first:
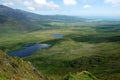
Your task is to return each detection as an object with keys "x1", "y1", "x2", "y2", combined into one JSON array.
[
  {"x1": 23, "y1": 1, "x2": 36, "y2": 10},
  {"x1": 104, "y1": 0, "x2": 120, "y2": 7},
  {"x1": 33, "y1": 0, "x2": 60, "y2": 10},
  {"x1": 46, "y1": 1, "x2": 59, "y2": 9},
  {"x1": 34, "y1": 0, "x2": 47, "y2": 5},
  {"x1": 3, "y1": 2, "x2": 14, "y2": 6},
  {"x1": 81, "y1": 0, "x2": 96, "y2": 4},
  {"x1": 2, "y1": 0, "x2": 59, "y2": 11},
  {"x1": 63, "y1": 0, "x2": 77, "y2": 6},
  {"x1": 27, "y1": 6, "x2": 35, "y2": 10},
  {"x1": 28, "y1": 0, "x2": 59, "y2": 10},
  {"x1": 83, "y1": 5, "x2": 92, "y2": 8}
]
